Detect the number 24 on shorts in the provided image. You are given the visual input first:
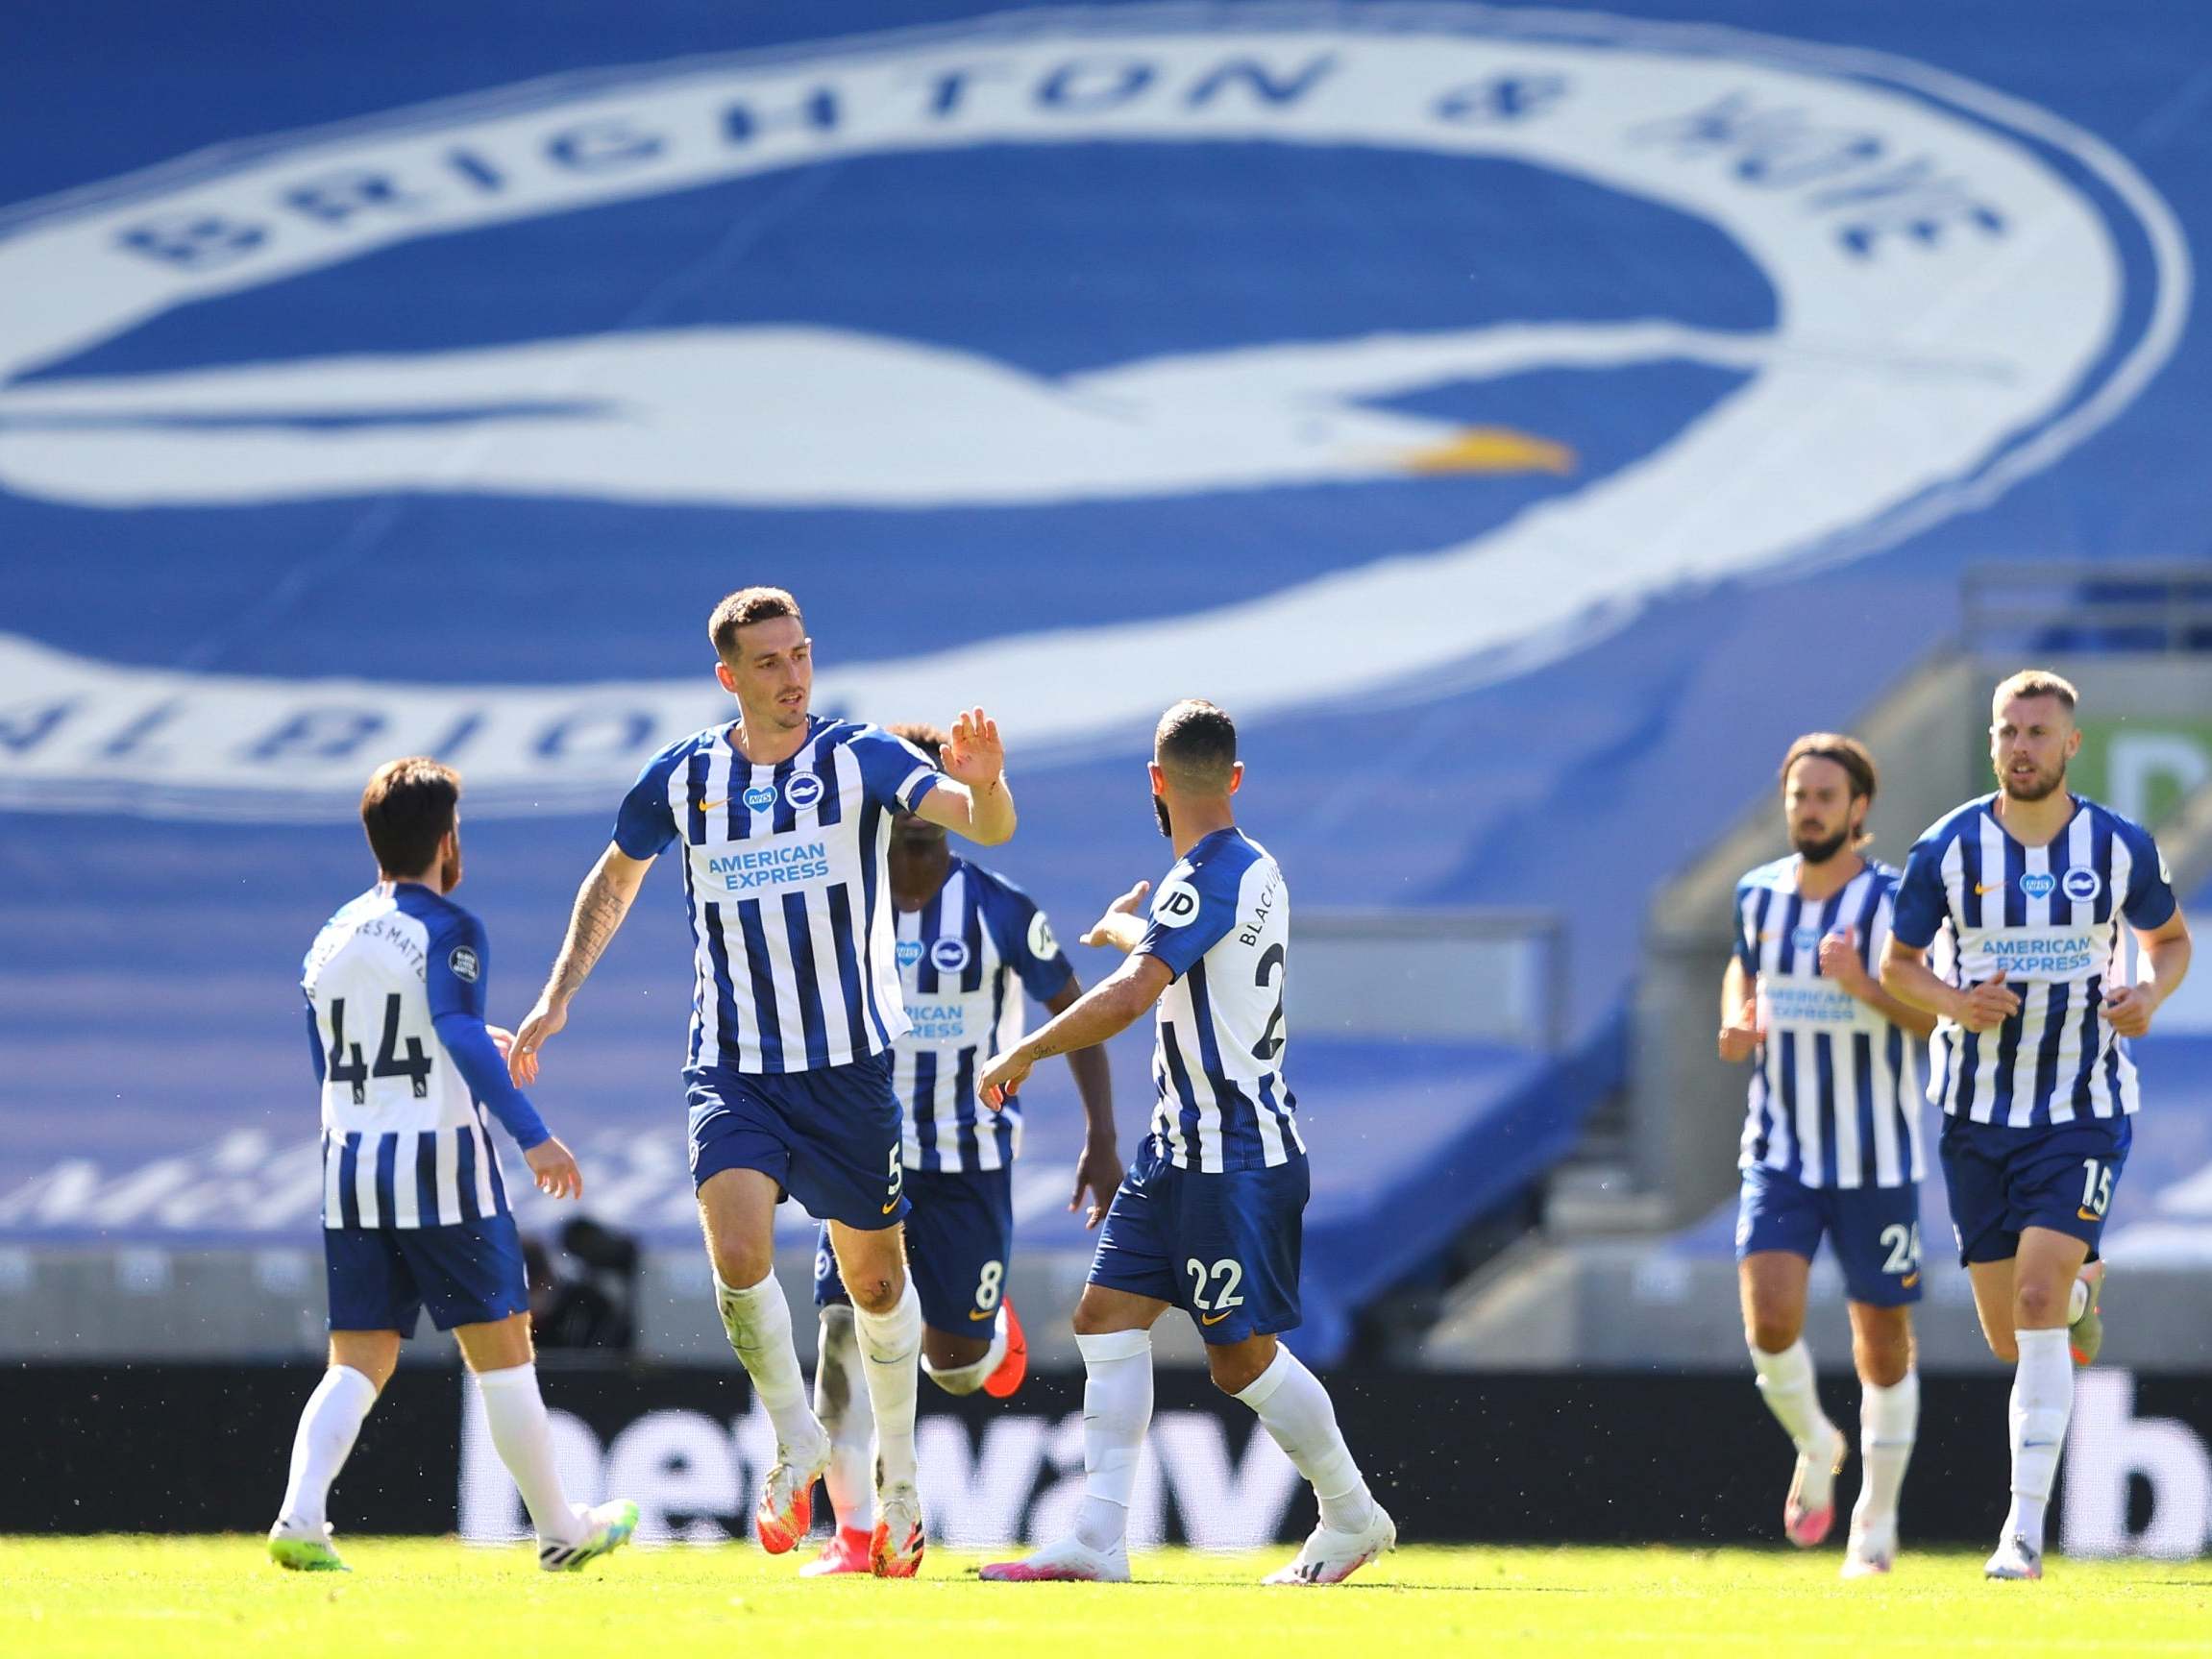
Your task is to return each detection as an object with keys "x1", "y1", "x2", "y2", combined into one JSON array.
[{"x1": 1186, "y1": 1257, "x2": 1245, "y2": 1326}]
